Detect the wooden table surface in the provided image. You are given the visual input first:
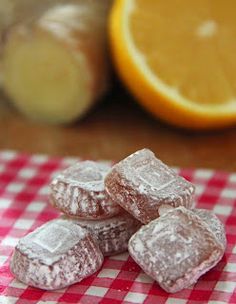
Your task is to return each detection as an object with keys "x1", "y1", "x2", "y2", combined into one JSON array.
[{"x1": 1, "y1": 85, "x2": 236, "y2": 172}]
